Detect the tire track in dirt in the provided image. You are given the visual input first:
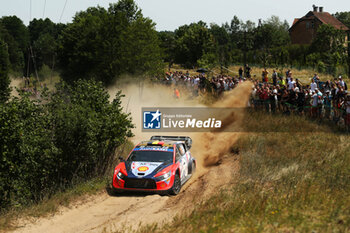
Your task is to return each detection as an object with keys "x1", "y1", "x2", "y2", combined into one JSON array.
[
  {"x1": 13, "y1": 81, "x2": 251, "y2": 233},
  {"x1": 13, "y1": 155, "x2": 239, "y2": 233}
]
